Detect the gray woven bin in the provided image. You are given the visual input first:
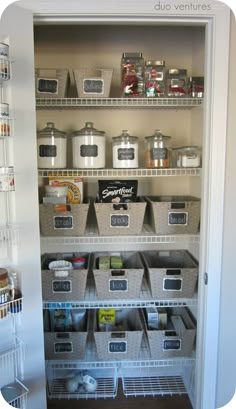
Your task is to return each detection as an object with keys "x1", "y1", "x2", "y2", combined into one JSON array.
[
  {"x1": 93, "y1": 308, "x2": 144, "y2": 361},
  {"x1": 35, "y1": 68, "x2": 69, "y2": 98},
  {"x1": 94, "y1": 199, "x2": 146, "y2": 236},
  {"x1": 44, "y1": 311, "x2": 89, "y2": 360},
  {"x1": 140, "y1": 250, "x2": 198, "y2": 299},
  {"x1": 92, "y1": 251, "x2": 144, "y2": 300},
  {"x1": 39, "y1": 200, "x2": 89, "y2": 236},
  {"x1": 41, "y1": 252, "x2": 90, "y2": 301},
  {"x1": 145, "y1": 307, "x2": 196, "y2": 358},
  {"x1": 73, "y1": 68, "x2": 113, "y2": 98},
  {"x1": 146, "y1": 195, "x2": 200, "y2": 234}
]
